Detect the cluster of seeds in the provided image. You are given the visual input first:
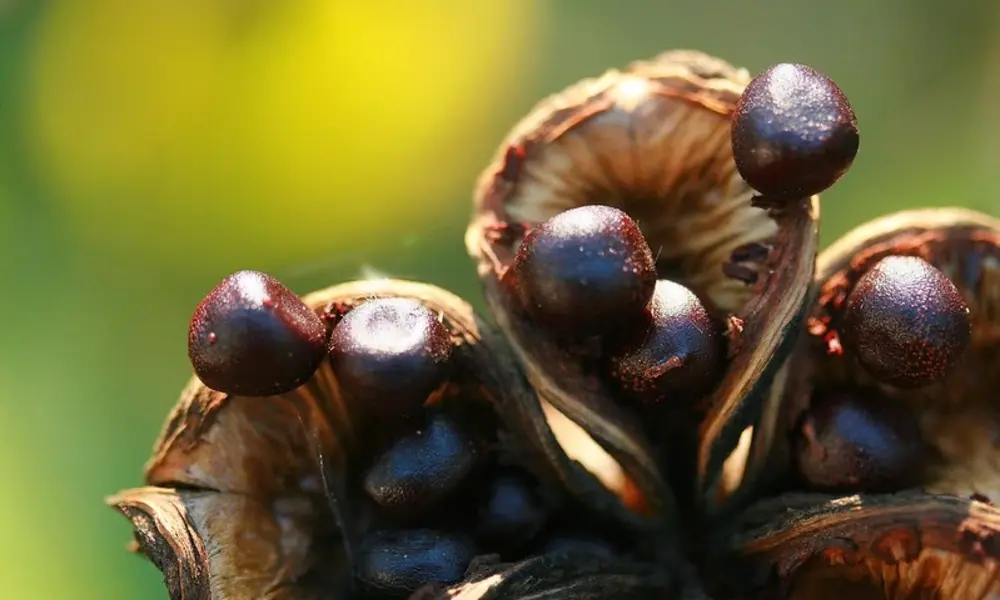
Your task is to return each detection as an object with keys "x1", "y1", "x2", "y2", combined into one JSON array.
[
  {"x1": 505, "y1": 203, "x2": 726, "y2": 408},
  {"x1": 186, "y1": 271, "x2": 625, "y2": 598},
  {"x1": 111, "y1": 49, "x2": 1000, "y2": 600},
  {"x1": 491, "y1": 63, "x2": 860, "y2": 440},
  {"x1": 726, "y1": 68, "x2": 976, "y2": 499},
  {"x1": 790, "y1": 252, "x2": 973, "y2": 494}
]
